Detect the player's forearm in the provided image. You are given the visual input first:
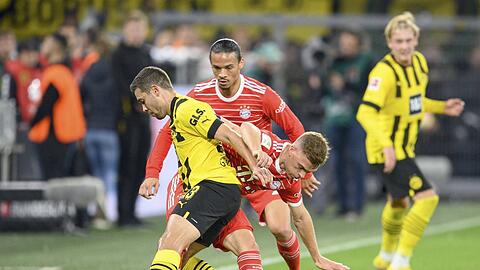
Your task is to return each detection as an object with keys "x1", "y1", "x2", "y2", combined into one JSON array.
[
  {"x1": 145, "y1": 122, "x2": 172, "y2": 178},
  {"x1": 221, "y1": 127, "x2": 258, "y2": 169},
  {"x1": 356, "y1": 104, "x2": 392, "y2": 147},
  {"x1": 424, "y1": 97, "x2": 446, "y2": 114},
  {"x1": 291, "y1": 205, "x2": 322, "y2": 262},
  {"x1": 240, "y1": 122, "x2": 262, "y2": 154}
]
